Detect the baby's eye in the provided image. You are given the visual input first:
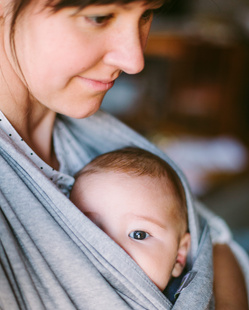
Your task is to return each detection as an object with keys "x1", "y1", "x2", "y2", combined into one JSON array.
[
  {"x1": 85, "y1": 14, "x2": 113, "y2": 26},
  {"x1": 129, "y1": 230, "x2": 150, "y2": 240}
]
